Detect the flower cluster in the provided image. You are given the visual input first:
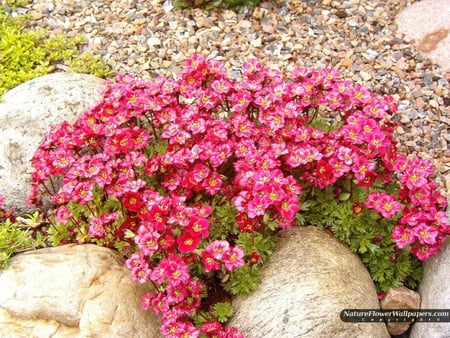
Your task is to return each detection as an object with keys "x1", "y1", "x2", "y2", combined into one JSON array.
[{"x1": 28, "y1": 55, "x2": 449, "y2": 336}]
